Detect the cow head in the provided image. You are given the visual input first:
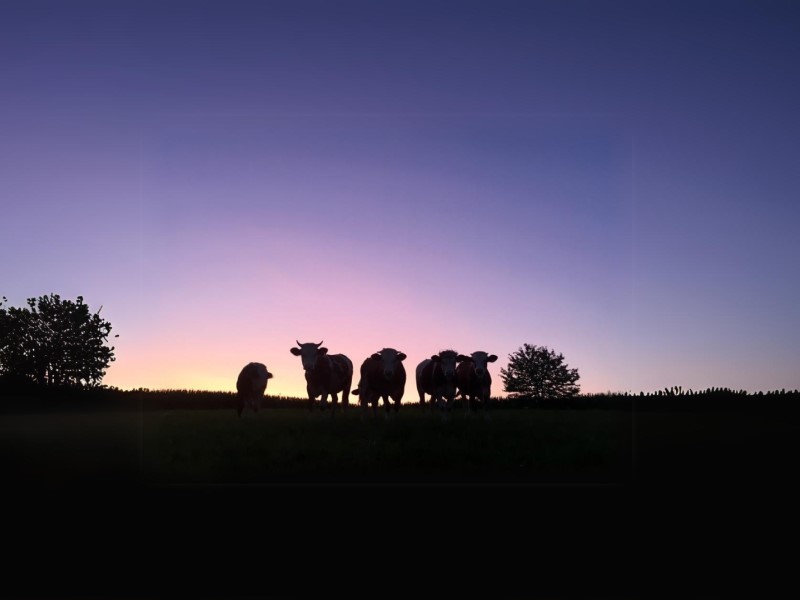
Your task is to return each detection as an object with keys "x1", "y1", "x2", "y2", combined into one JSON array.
[
  {"x1": 432, "y1": 349, "x2": 459, "y2": 382},
  {"x1": 371, "y1": 347, "x2": 407, "y2": 380},
  {"x1": 290, "y1": 340, "x2": 328, "y2": 371},
  {"x1": 458, "y1": 351, "x2": 498, "y2": 377}
]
